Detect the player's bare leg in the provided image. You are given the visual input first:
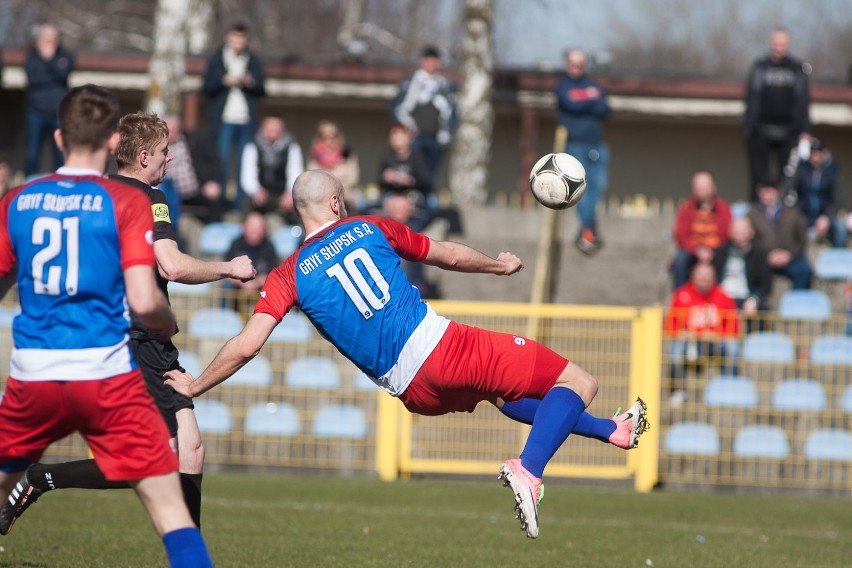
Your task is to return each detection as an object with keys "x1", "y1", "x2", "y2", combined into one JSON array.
[
  {"x1": 131, "y1": 473, "x2": 213, "y2": 567},
  {"x1": 176, "y1": 408, "x2": 205, "y2": 527}
]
